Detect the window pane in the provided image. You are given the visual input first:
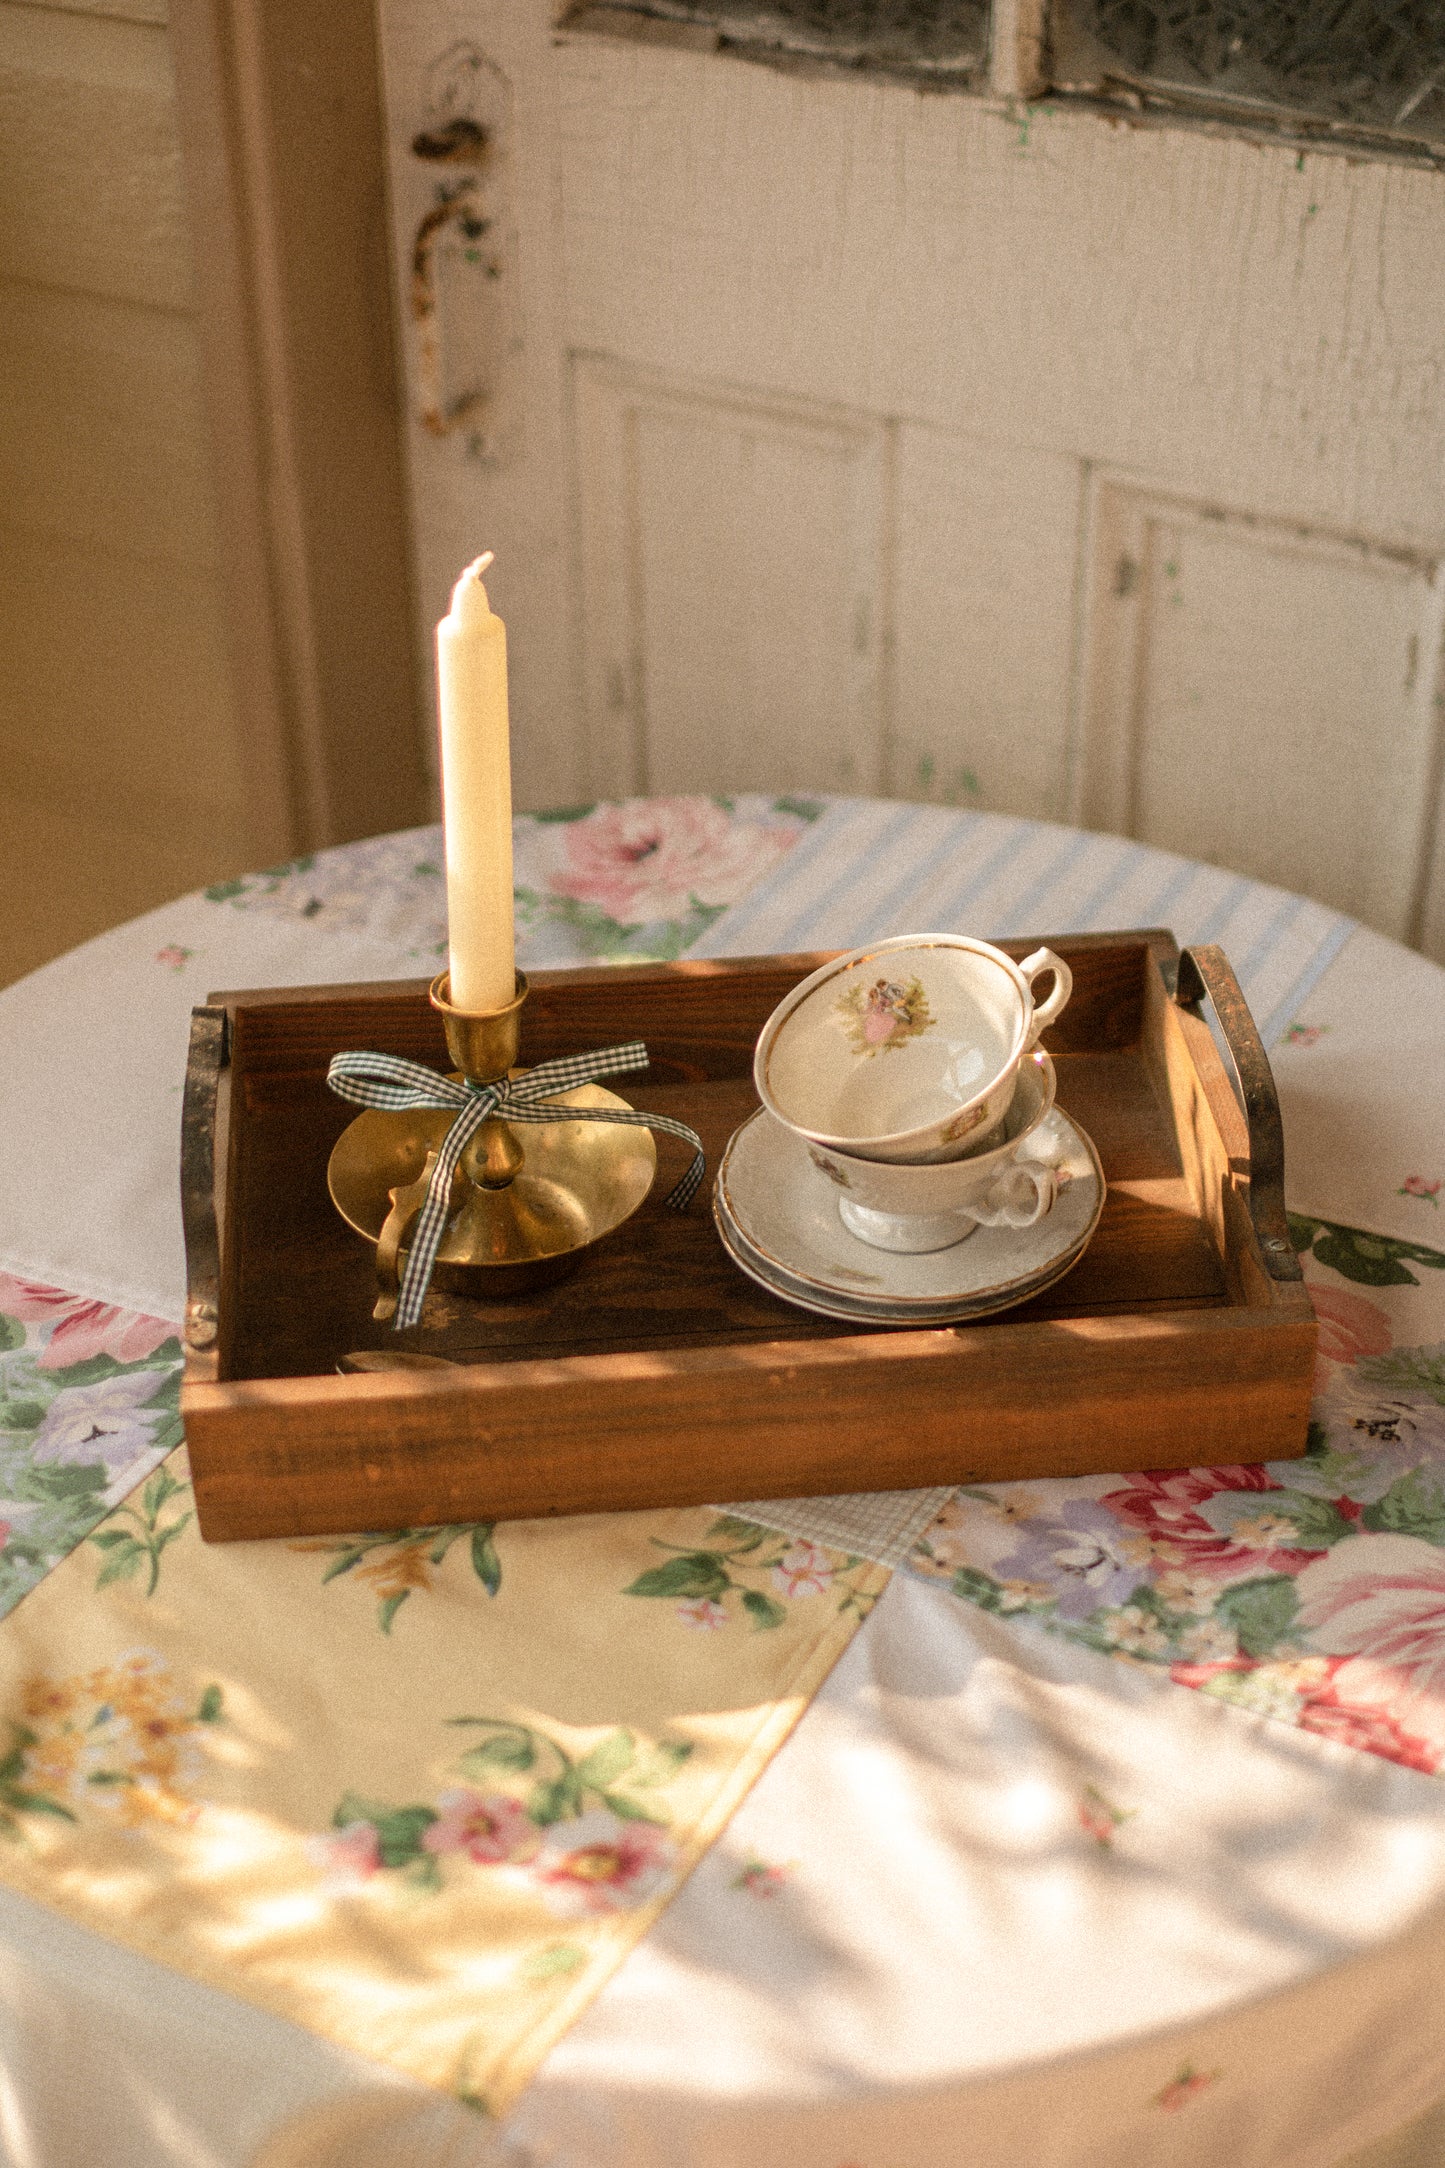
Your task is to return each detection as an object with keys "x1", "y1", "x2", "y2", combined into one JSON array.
[
  {"x1": 569, "y1": 0, "x2": 989, "y2": 83},
  {"x1": 1052, "y1": 1, "x2": 1445, "y2": 151}
]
